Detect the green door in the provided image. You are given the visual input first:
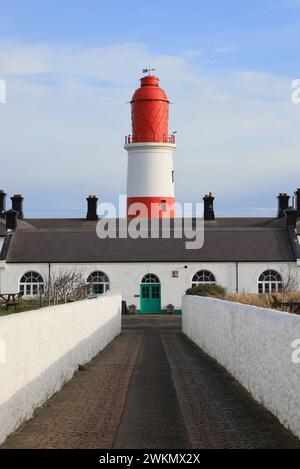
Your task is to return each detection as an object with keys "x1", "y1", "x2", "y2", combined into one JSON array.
[{"x1": 140, "y1": 283, "x2": 161, "y2": 313}]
